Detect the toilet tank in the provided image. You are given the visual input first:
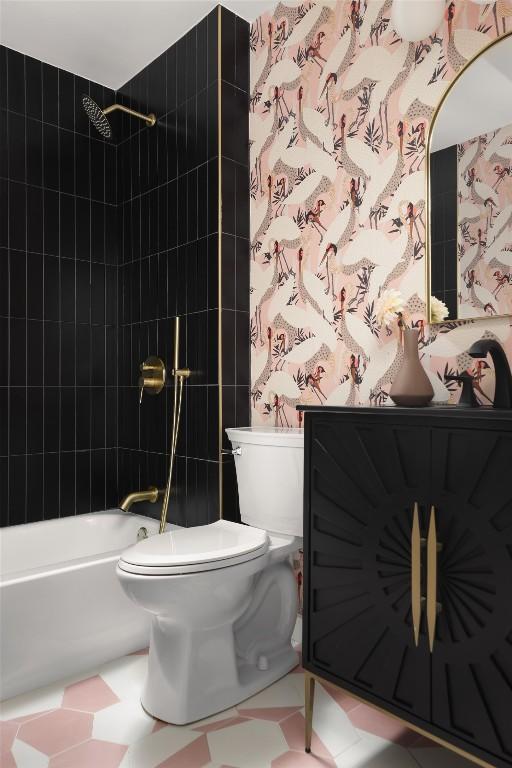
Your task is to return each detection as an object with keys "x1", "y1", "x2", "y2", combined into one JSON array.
[{"x1": 225, "y1": 427, "x2": 304, "y2": 537}]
